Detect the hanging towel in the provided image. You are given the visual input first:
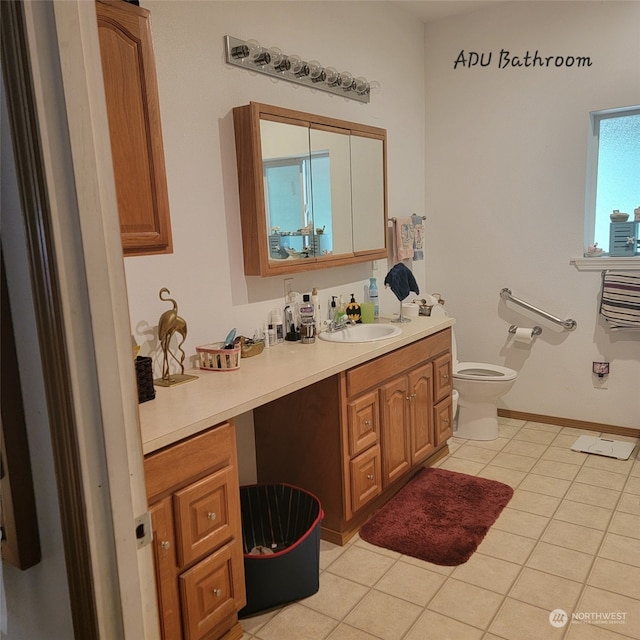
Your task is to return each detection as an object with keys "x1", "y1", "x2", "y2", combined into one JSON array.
[
  {"x1": 599, "y1": 270, "x2": 640, "y2": 330},
  {"x1": 412, "y1": 214, "x2": 424, "y2": 261},
  {"x1": 384, "y1": 263, "x2": 420, "y2": 301},
  {"x1": 393, "y1": 217, "x2": 414, "y2": 262}
]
